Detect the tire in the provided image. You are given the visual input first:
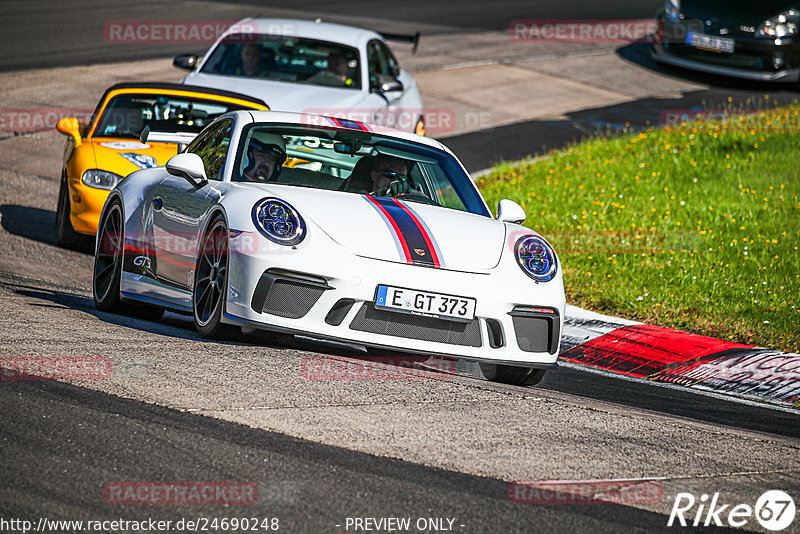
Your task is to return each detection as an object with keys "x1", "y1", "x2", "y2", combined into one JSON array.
[
  {"x1": 93, "y1": 200, "x2": 165, "y2": 322},
  {"x1": 55, "y1": 175, "x2": 82, "y2": 249},
  {"x1": 480, "y1": 362, "x2": 546, "y2": 387},
  {"x1": 93, "y1": 201, "x2": 125, "y2": 312},
  {"x1": 193, "y1": 214, "x2": 235, "y2": 339}
]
